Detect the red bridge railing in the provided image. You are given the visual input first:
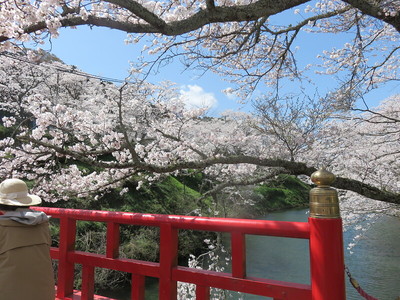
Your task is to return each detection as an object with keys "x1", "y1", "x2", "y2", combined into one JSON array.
[{"x1": 35, "y1": 169, "x2": 346, "y2": 300}]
